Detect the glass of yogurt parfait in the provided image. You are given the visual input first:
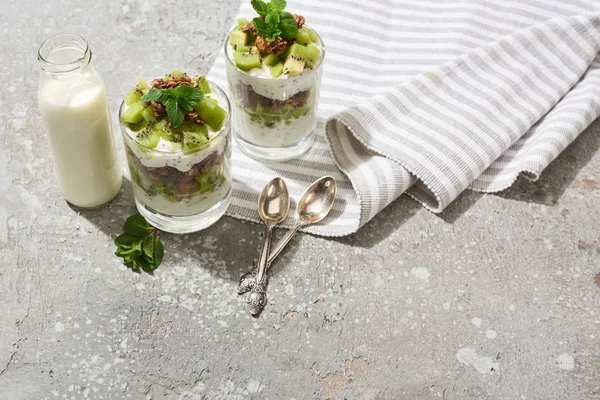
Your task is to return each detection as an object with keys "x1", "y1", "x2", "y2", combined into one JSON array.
[
  {"x1": 119, "y1": 72, "x2": 232, "y2": 233},
  {"x1": 225, "y1": 2, "x2": 325, "y2": 161}
]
